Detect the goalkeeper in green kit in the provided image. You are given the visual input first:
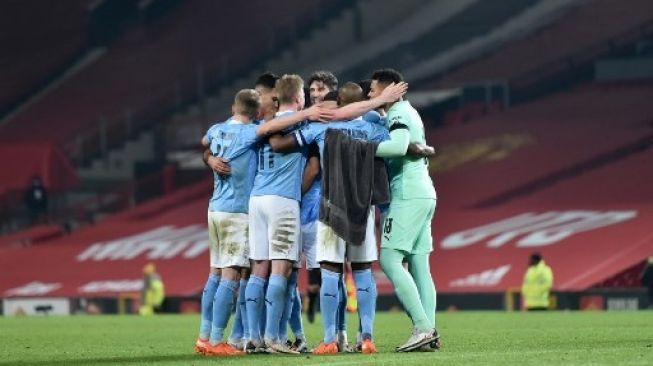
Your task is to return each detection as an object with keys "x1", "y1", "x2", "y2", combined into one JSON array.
[{"x1": 369, "y1": 69, "x2": 441, "y2": 352}]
